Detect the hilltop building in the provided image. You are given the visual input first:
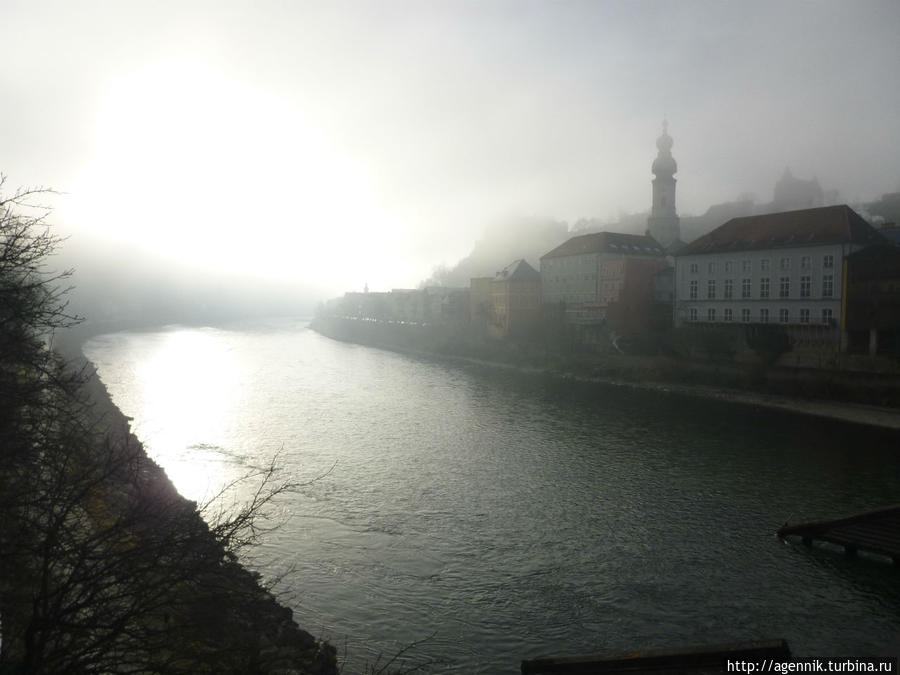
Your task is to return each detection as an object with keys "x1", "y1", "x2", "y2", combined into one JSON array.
[
  {"x1": 646, "y1": 121, "x2": 683, "y2": 251},
  {"x1": 773, "y1": 168, "x2": 824, "y2": 212},
  {"x1": 673, "y1": 204, "x2": 887, "y2": 354}
]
